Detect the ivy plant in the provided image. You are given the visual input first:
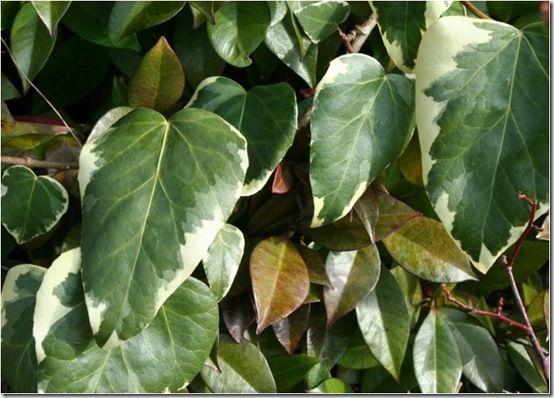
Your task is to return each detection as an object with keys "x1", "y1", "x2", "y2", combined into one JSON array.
[{"x1": 1, "y1": 0, "x2": 550, "y2": 394}]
